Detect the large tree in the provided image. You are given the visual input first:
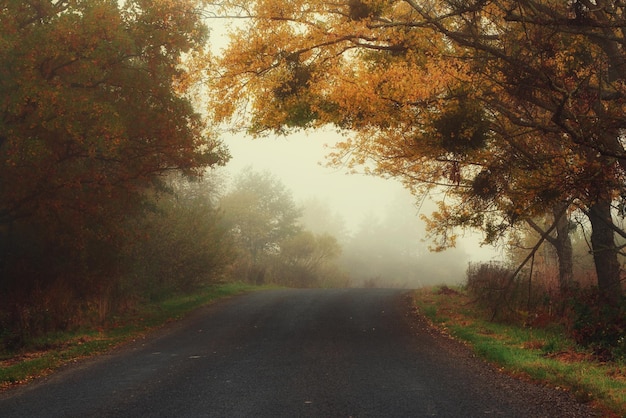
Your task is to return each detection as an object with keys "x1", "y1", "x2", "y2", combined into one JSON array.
[
  {"x1": 0, "y1": 0, "x2": 228, "y2": 333},
  {"x1": 408, "y1": 0, "x2": 626, "y2": 303},
  {"x1": 206, "y1": 0, "x2": 625, "y2": 304},
  {"x1": 0, "y1": 0, "x2": 227, "y2": 238}
]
